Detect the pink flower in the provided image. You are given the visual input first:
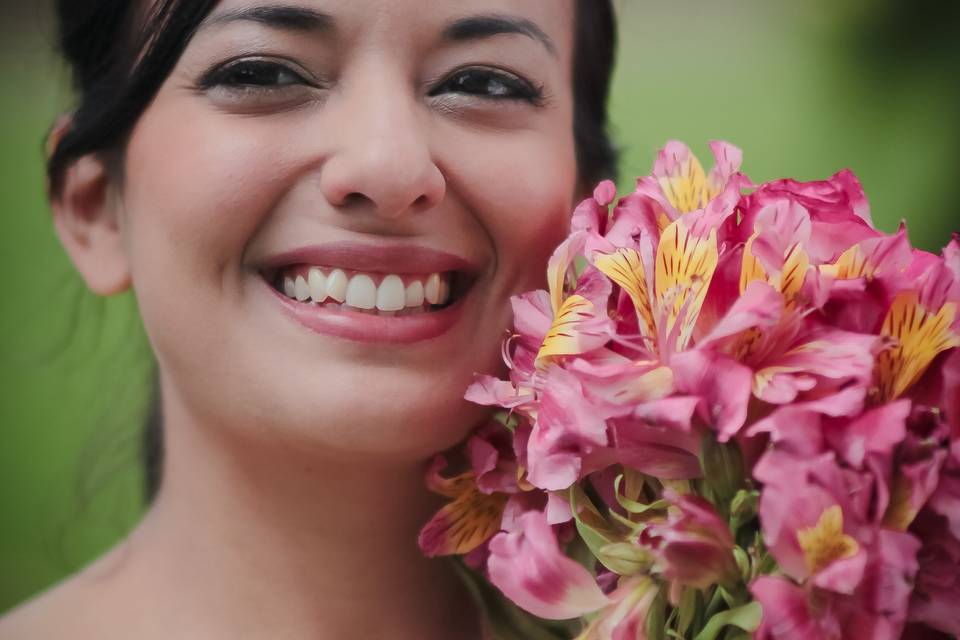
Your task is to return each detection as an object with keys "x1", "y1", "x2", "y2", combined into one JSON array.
[
  {"x1": 752, "y1": 527, "x2": 921, "y2": 640},
  {"x1": 873, "y1": 243, "x2": 960, "y2": 403},
  {"x1": 418, "y1": 455, "x2": 509, "y2": 557},
  {"x1": 754, "y1": 451, "x2": 871, "y2": 588},
  {"x1": 751, "y1": 576, "x2": 842, "y2": 640},
  {"x1": 753, "y1": 450, "x2": 922, "y2": 638},
  {"x1": 738, "y1": 170, "x2": 878, "y2": 263},
  {"x1": 487, "y1": 510, "x2": 609, "y2": 619},
  {"x1": 645, "y1": 490, "x2": 739, "y2": 598},
  {"x1": 575, "y1": 576, "x2": 660, "y2": 640},
  {"x1": 907, "y1": 510, "x2": 960, "y2": 636},
  {"x1": 633, "y1": 139, "x2": 746, "y2": 223},
  {"x1": 467, "y1": 420, "x2": 521, "y2": 495}
]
